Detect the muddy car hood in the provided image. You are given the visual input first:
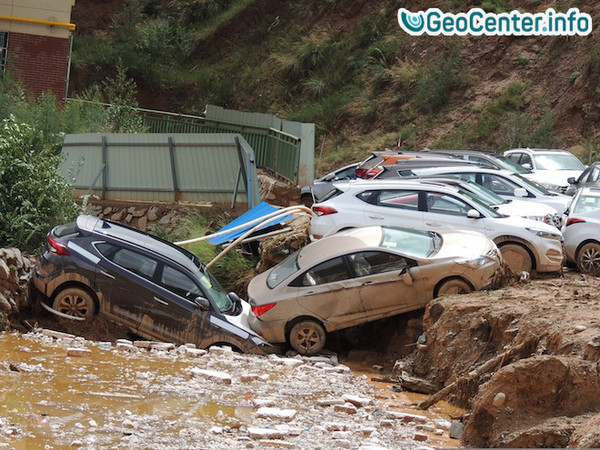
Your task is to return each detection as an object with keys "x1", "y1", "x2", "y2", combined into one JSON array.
[{"x1": 432, "y1": 230, "x2": 496, "y2": 260}]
